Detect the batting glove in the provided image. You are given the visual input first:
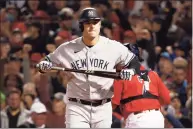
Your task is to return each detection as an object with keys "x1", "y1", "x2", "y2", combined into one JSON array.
[
  {"x1": 37, "y1": 60, "x2": 52, "y2": 73},
  {"x1": 120, "y1": 69, "x2": 135, "y2": 80}
]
